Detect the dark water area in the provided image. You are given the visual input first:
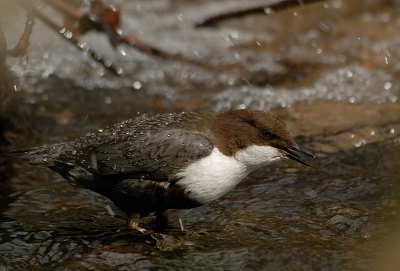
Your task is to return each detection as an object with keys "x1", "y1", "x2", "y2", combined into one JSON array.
[{"x1": 1, "y1": 0, "x2": 400, "y2": 270}]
